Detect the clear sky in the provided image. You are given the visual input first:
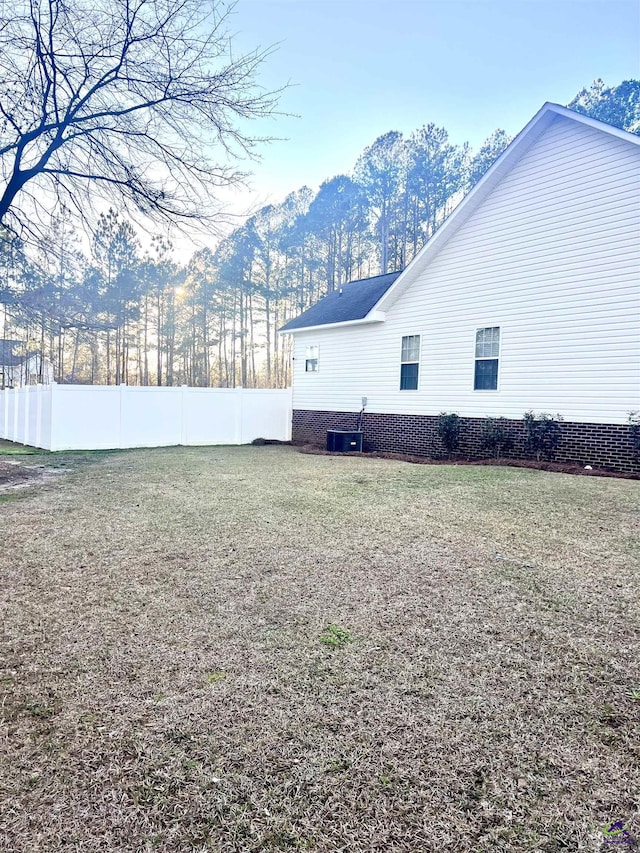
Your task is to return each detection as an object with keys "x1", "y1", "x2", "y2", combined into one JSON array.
[{"x1": 214, "y1": 0, "x2": 639, "y2": 222}]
